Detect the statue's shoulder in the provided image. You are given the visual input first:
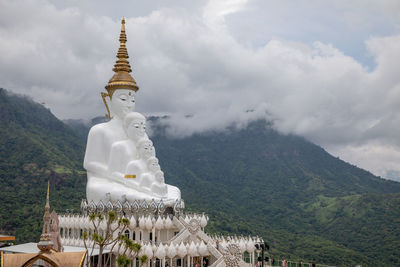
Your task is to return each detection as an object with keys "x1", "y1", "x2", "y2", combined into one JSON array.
[
  {"x1": 88, "y1": 122, "x2": 112, "y2": 136},
  {"x1": 111, "y1": 139, "x2": 129, "y2": 149},
  {"x1": 111, "y1": 139, "x2": 137, "y2": 154}
]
